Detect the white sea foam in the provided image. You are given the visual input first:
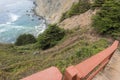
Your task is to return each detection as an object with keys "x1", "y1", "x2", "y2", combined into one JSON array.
[
  {"x1": 35, "y1": 24, "x2": 46, "y2": 36},
  {"x1": 0, "y1": 29, "x2": 7, "y2": 33},
  {"x1": 6, "y1": 22, "x2": 12, "y2": 25},
  {"x1": 0, "y1": 22, "x2": 46, "y2": 43},
  {"x1": 9, "y1": 13, "x2": 20, "y2": 23},
  {"x1": 3, "y1": 14, "x2": 20, "y2": 25}
]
